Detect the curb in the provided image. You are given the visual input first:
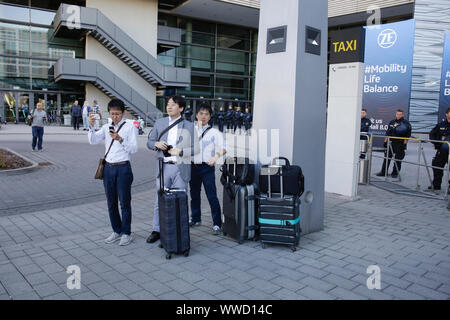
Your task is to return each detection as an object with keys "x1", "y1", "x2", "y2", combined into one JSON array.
[{"x1": 0, "y1": 147, "x2": 40, "y2": 175}]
